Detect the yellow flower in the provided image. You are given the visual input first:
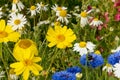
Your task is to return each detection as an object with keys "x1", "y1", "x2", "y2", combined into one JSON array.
[
  {"x1": 13, "y1": 39, "x2": 38, "y2": 61},
  {"x1": 10, "y1": 52, "x2": 43, "y2": 80},
  {"x1": 0, "y1": 19, "x2": 20, "y2": 43},
  {"x1": 46, "y1": 26, "x2": 76, "y2": 49}
]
